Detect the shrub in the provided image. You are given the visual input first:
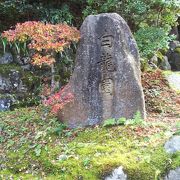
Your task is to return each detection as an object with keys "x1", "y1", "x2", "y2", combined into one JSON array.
[
  {"x1": 1, "y1": 21, "x2": 80, "y2": 92},
  {"x1": 135, "y1": 27, "x2": 175, "y2": 59}
]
